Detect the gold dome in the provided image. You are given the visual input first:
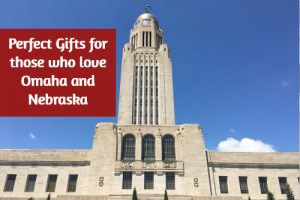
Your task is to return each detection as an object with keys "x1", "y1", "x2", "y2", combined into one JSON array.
[{"x1": 133, "y1": 13, "x2": 159, "y2": 29}]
